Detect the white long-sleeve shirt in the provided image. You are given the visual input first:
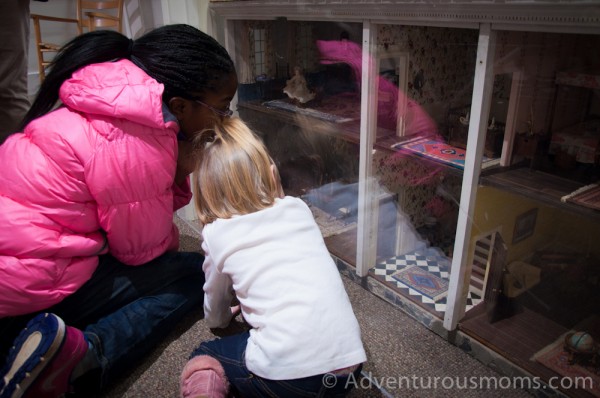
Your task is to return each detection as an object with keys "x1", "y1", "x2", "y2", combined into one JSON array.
[{"x1": 201, "y1": 196, "x2": 367, "y2": 380}]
